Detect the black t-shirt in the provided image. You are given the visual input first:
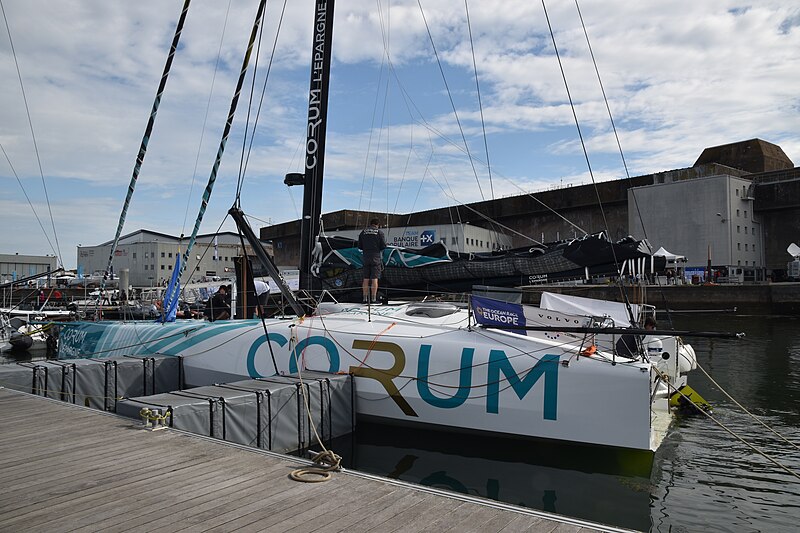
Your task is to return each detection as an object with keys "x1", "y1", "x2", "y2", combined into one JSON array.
[{"x1": 358, "y1": 226, "x2": 386, "y2": 257}]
